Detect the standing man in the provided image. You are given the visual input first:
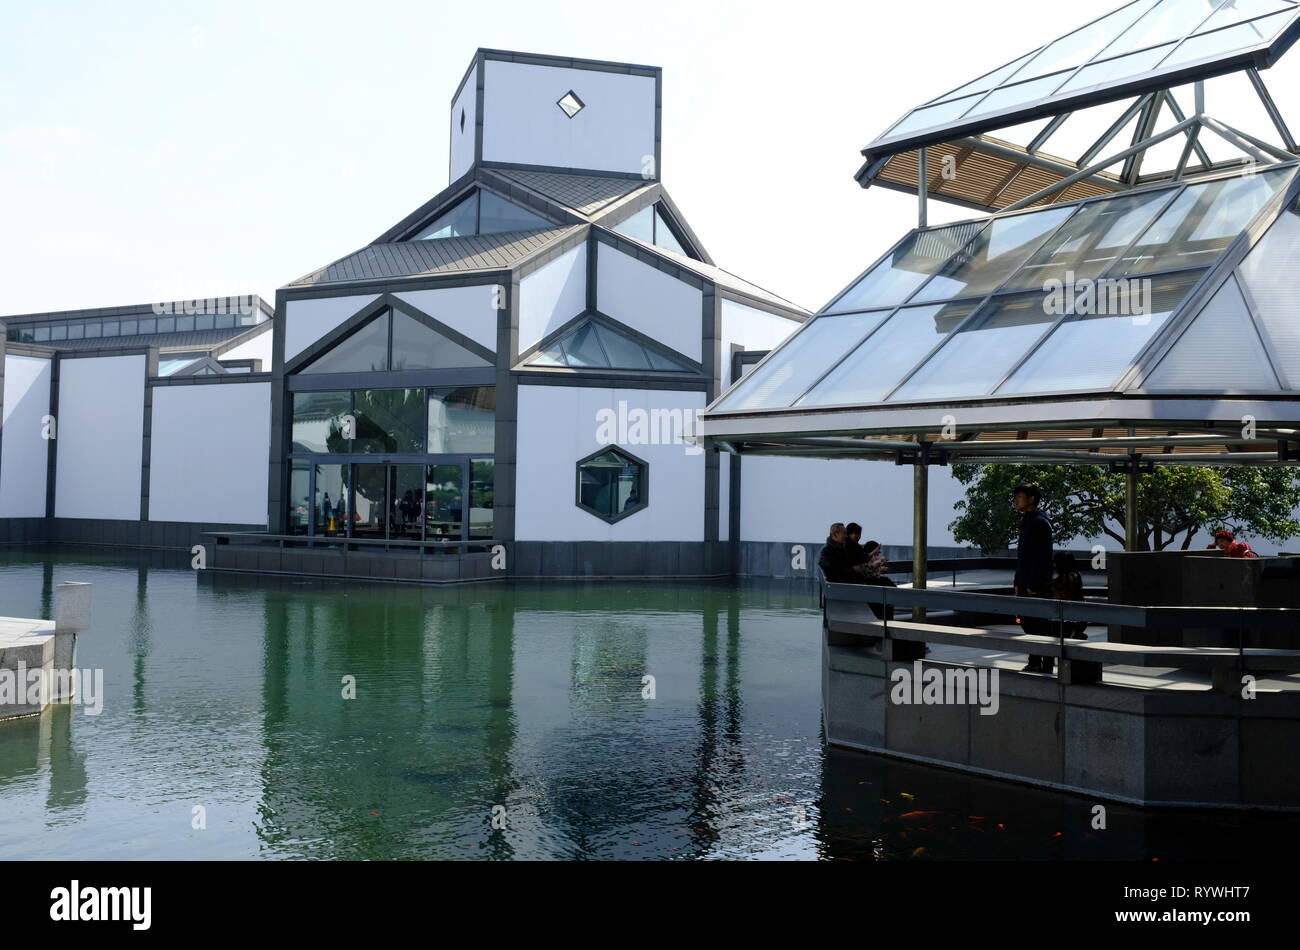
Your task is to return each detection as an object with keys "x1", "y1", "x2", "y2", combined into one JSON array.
[{"x1": 1012, "y1": 484, "x2": 1055, "y2": 674}]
